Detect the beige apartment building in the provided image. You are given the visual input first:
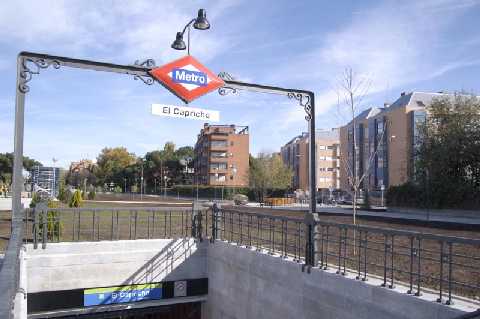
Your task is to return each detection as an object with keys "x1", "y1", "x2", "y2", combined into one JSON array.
[
  {"x1": 339, "y1": 91, "x2": 448, "y2": 193},
  {"x1": 193, "y1": 124, "x2": 249, "y2": 187},
  {"x1": 281, "y1": 129, "x2": 340, "y2": 192}
]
